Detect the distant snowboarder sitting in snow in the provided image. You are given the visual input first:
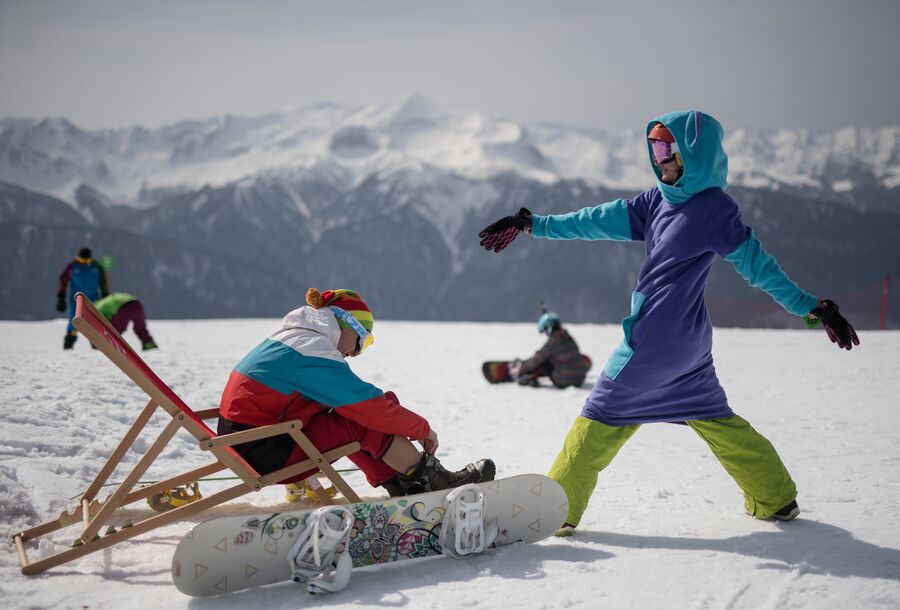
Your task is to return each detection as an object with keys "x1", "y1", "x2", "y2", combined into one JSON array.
[
  {"x1": 484, "y1": 310, "x2": 590, "y2": 388},
  {"x1": 57, "y1": 247, "x2": 109, "y2": 350},
  {"x1": 94, "y1": 292, "x2": 158, "y2": 351},
  {"x1": 478, "y1": 111, "x2": 859, "y2": 535},
  {"x1": 217, "y1": 288, "x2": 495, "y2": 501}
]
